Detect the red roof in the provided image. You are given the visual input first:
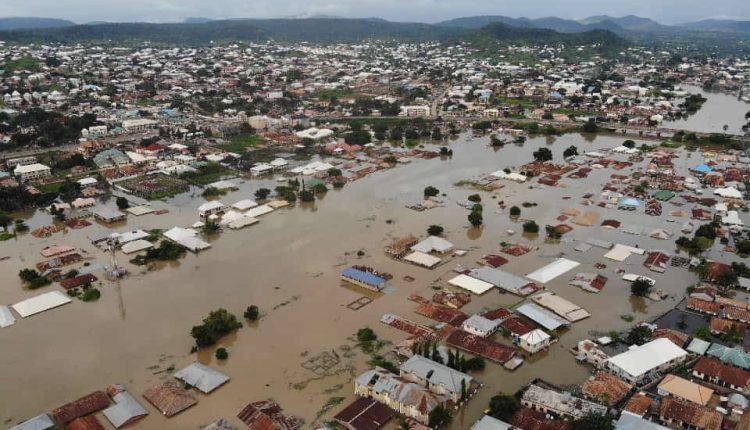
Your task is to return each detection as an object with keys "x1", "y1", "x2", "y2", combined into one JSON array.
[
  {"x1": 52, "y1": 391, "x2": 110, "y2": 424},
  {"x1": 694, "y1": 356, "x2": 750, "y2": 388},
  {"x1": 511, "y1": 408, "x2": 571, "y2": 430},
  {"x1": 446, "y1": 330, "x2": 515, "y2": 363}
]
